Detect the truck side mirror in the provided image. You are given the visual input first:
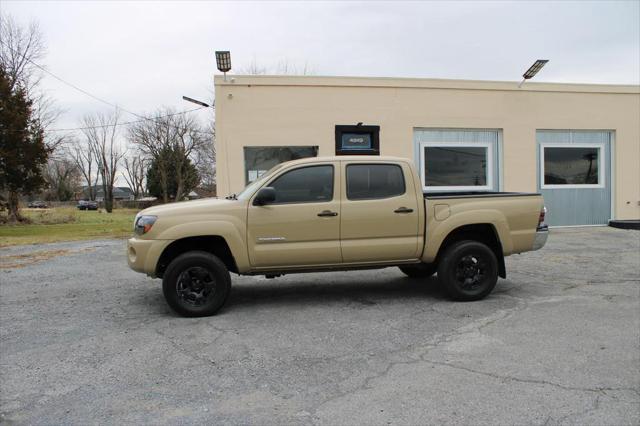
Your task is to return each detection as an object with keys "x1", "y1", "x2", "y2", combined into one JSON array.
[{"x1": 253, "y1": 187, "x2": 276, "y2": 206}]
